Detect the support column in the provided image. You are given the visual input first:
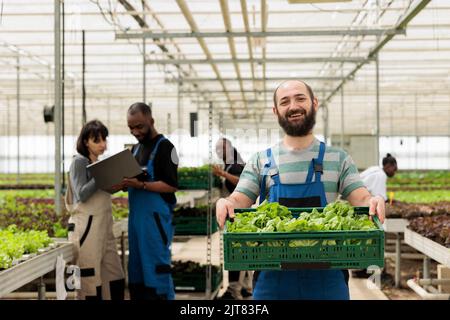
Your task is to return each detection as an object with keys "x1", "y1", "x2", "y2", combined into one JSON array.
[
  {"x1": 6, "y1": 98, "x2": 10, "y2": 173},
  {"x1": 206, "y1": 101, "x2": 213, "y2": 299},
  {"x1": 54, "y1": 0, "x2": 62, "y2": 215},
  {"x1": 16, "y1": 55, "x2": 20, "y2": 184},
  {"x1": 395, "y1": 233, "x2": 401, "y2": 288},
  {"x1": 142, "y1": 1, "x2": 146, "y2": 103},
  {"x1": 340, "y1": 68, "x2": 345, "y2": 149},
  {"x1": 423, "y1": 257, "x2": 431, "y2": 280},
  {"x1": 219, "y1": 112, "x2": 224, "y2": 135},
  {"x1": 106, "y1": 96, "x2": 111, "y2": 129},
  {"x1": 62, "y1": 0, "x2": 66, "y2": 191},
  {"x1": 375, "y1": 52, "x2": 380, "y2": 164},
  {"x1": 167, "y1": 113, "x2": 172, "y2": 135},
  {"x1": 81, "y1": 30, "x2": 86, "y2": 125},
  {"x1": 72, "y1": 79, "x2": 76, "y2": 136},
  {"x1": 177, "y1": 77, "x2": 183, "y2": 158},
  {"x1": 38, "y1": 276, "x2": 46, "y2": 300},
  {"x1": 322, "y1": 104, "x2": 329, "y2": 144}
]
